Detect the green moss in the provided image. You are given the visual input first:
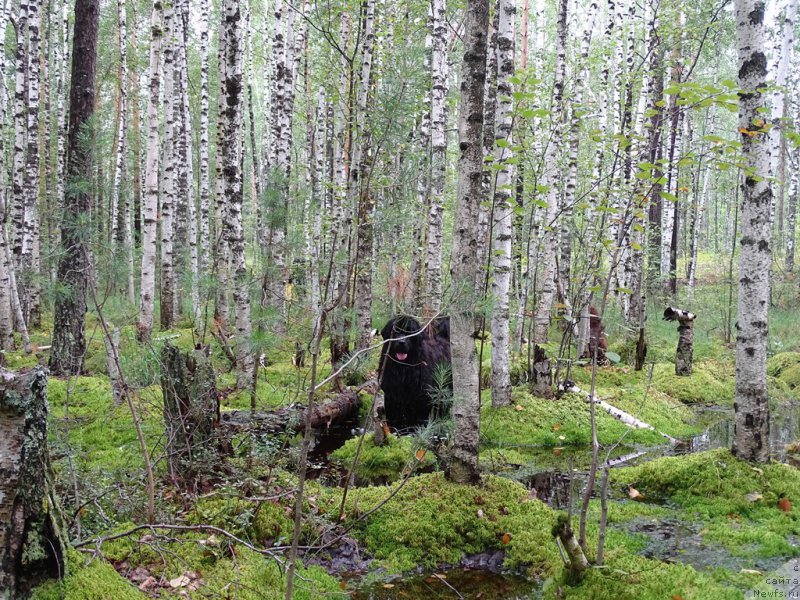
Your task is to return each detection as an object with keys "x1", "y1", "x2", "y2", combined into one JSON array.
[
  {"x1": 651, "y1": 363, "x2": 734, "y2": 404},
  {"x1": 780, "y1": 364, "x2": 800, "y2": 389},
  {"x1": 767, "y1": 352, "x2": 800, "y2": 378},
  {"x1": 547, "y1": 553, "x2": 743, "y2": 599},
  {"x1": 186, "y1": 496, "x2": 295, "y2": 545},
  {"x1": 612, "y1": 449, "x2": 800, "y2": 560},
  {"x1": 330, "y1": 433, "x2": 436, "y2": 484},
  {"x1": 31, "y1": 549, "x2": 144, "y2": 600},
  {"x1": 1, "y1": 348, "x2": 40, "y2": 369},
  {"x1": 326, "y1": 472, "x2": 559, "y2": 575},
  {"x1": 481, "y1": 388, "x2": 666, "y2": 447}
]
